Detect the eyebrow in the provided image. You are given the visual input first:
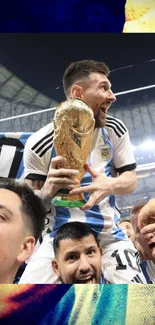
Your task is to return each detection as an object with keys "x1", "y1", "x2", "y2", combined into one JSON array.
[
  {"x1": 99, "y1": 81, "x2": 112, "y2": 88},
  {"x1": 64, "y1": 245, "x2": 97, "y2": 256},
  {"x1": 86, "y1": 245, "x2": 97, "y2": 250},
  {"x1": 65, "y1": 250, "x2": 78, "y2": 256},
  {"x1": 0, "y1": 204, "x2": 13, "y2": 216}
]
